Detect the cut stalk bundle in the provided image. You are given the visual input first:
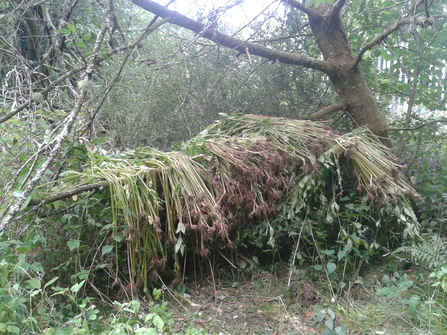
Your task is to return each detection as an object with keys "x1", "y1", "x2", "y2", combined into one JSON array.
[{"x1": 39, "y1": 114, "x2": 421, "y2": 292}]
